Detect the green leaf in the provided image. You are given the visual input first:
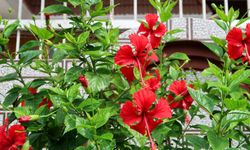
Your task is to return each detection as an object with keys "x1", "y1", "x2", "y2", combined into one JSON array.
[
  {"x1": 65, "y1": 66, "x2": 84, "y2": 83},
  {"x1": 49, "y1": 94, "x2": 63, "y2": 107},
  {"x1": 0, "y1": 73, "x2": 17, "y2": 83},
  {"x1": 85, "y1": 72, "x2": 111, "y2": 93},
  {"x1": 65, "y1": 32, "x2": 77, "y2": 43},
  {"x1": 186, "y1": 135, "x2": 209, "y2": 150},
  {"x1": 168, "y1": 52, "x2": 189, "y2": 61},
  {"x1": 188, "y1": 88, "x2": 215, "y2": 113},
  {"x1": 82, "y1": 50, "x2": 111, "y2": 58},
  {"x1": 14, "y1": 107, "x2": 31, "y2": 118},
  {"x1": 236, "y1": 17, "x2": 250, "y2": 26},
  {"x1": 68, "y1": 0, "x2": 82, "y2": 7},
  {"x1": 52, "y1": 48, "x2": 68, "y2": 64},
  {"x1": 98, "y1": 133, "x2": 113, "y2": 141},
  {"x1": 64, "y1": 115, "x2": 76, "y2": 134},
  {"x1": 19, "y1": 50, "x2": 42, "y2": 64},
  {"x1": 212, "y1": 4, "x2": 228, "y2": 21},
  {"x1": 4, "y1": 20, "x2": 19, "y2": 38},
  {"x1": 203, "y1": 42, "x2": 224, "y2": 57},
  {"x1": 169, "y1": 66, "x2": 179, "y2": 79},
  {"x1": 210, "y1": 36, "x2": 226, "y2": 48},
  {"x1": 224, "y1": 98, "x2": 247, "y2": 110},
  {"x1": 77, "y1": 31, "x2": 89, "y2": 44},
  {"x1": 149, "y1": 0, "x2": 160, "y2": 10},
  {"x1": 229, "y1": 69, "x2": 250, "y2": 88},
  {"x1": 3, "y1": 86, "x2": 21, "y2": 107},
  {"x1": 49, "y1": 87, "x2": 65, "y2": 95},
  {"x1": 91, "y1": 107, "x2": 116, "y2": 128},
  {"x1": 77, "y1": 98, "x2": 102, "y2": 112},
  {"x1": 159, "y1": 1, "x2": 176, "y2": 22},
  {"x1": 222, "y1": 110, "x2": 250, "y2": 125},
  {"x1": 152, "y1": 124, "x2": 171, "y2": 145},
  {"x1": 207, "y1": 130, "x2": 229, "y2": 150},
  {"x1": 214, "y1": 19, "x2": 227, "y2": 31},
  {"x1": 29, "y1": 24, "x2": 54, "y2": 40},
  {"x1": 66, "y1": 84, "x2": 80, "y2": 102},
  {"x1": 111, "y1": 74, "x2": 129, "y2": 90},
  {"x1": 76, "y1": 117, "x2": 95, "y2": 139},
  {"x1": 0, "y1": 38, "x2": 9, "y2": 45},
  {"x1": 202, "y1": 61, "x2": 222, "y2": 79},
  {"x1": 19, "y1": 40, "x2": 40, "y2": 52},
  {"x1": 43, "y1": 4, "x2": 73, "y2": 15}
]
